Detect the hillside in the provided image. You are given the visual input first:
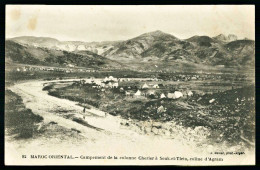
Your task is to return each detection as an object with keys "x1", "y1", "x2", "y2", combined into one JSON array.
[
  {"x1": 102, "y1": 31, "x2": 255, "y2": 67},
  {"x1": 102, "y1": 30, "x2": 183, "y2": 61},
  {"x1": 9, "y1": 36, "x2": 121, "y2": 55},
  {"x1": 7, "y1": 31, "x2": 255, "y2": 69},
  {"x1": 5, "y1": 40, "x2": 123, "y2": 69},
  {"x1": 213, "y1": 34, "x2": 238, "y2": 42},
  {"x1": 9, "y1": 36, "x2": 60, "y2": 47}
]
